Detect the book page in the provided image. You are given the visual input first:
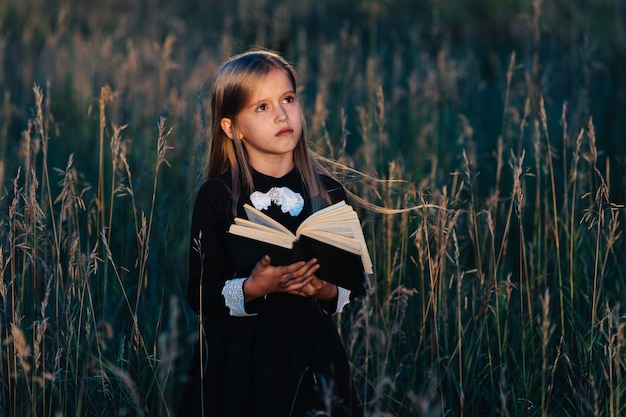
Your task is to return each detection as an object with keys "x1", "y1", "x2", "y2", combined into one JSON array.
[
  {"x1": 302, "y1": 230, "x2": 362, "y2": 253},
  {"x1": 228, "y1": 223, "x2": 295, "y2": 249},
  {"x1": 243, "y1": 204, "x2": 296, "y2": 238},
  {"x1": 297, "y1": 202, "x2": 353, "y2": 232},
  {"x1": 302, "y1": 212, "x2": 359, "y2": 228},
  {"x1": 300, "y1": 221, "x2": 360, "y2": 239},
  {"x1": 303, "y1": 201, "x2": 347, "y2": 220},
  {"x1": 299, "y1": 208, "x2": 374, "y2": 274},
  {"x1": 233, "y1": 217, "x2": 286, "y2": 233}
]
